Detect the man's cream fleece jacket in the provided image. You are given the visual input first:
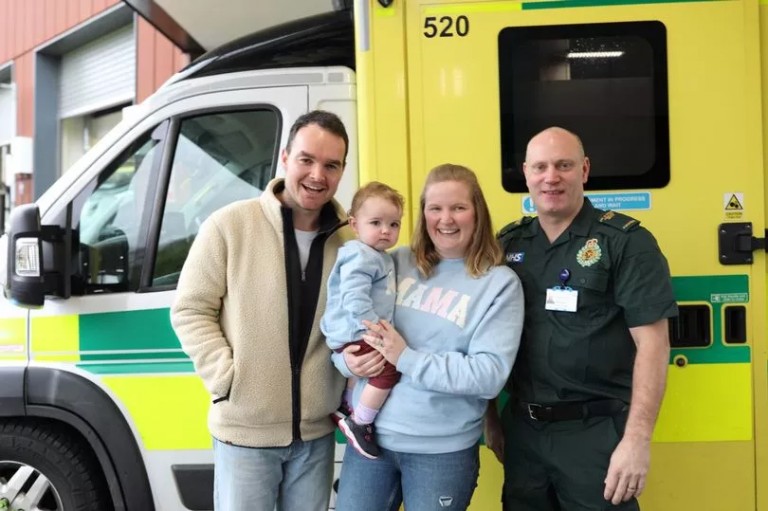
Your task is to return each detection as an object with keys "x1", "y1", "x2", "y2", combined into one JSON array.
[{"x1": 171, "y1": 179, "x2": 347, "y2": 447}]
